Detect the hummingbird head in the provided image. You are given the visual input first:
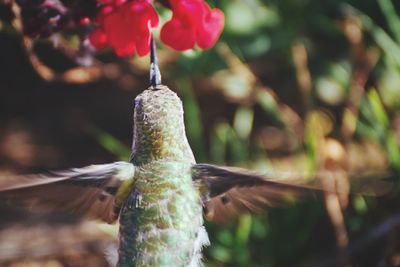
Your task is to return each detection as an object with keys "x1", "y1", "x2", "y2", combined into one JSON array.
[
  {"x1": 130, "y1": 36, "x2": 195, "y2": 165},
  {"x1": 131, "y1": 85, "x2": 195, "y2": 165}
]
